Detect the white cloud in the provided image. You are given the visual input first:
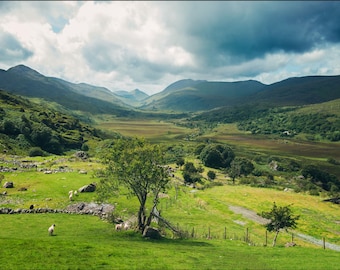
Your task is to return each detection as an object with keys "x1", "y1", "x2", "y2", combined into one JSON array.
[{"x1": 0, "y1": 1, "x2": 340, "y2": 95}]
